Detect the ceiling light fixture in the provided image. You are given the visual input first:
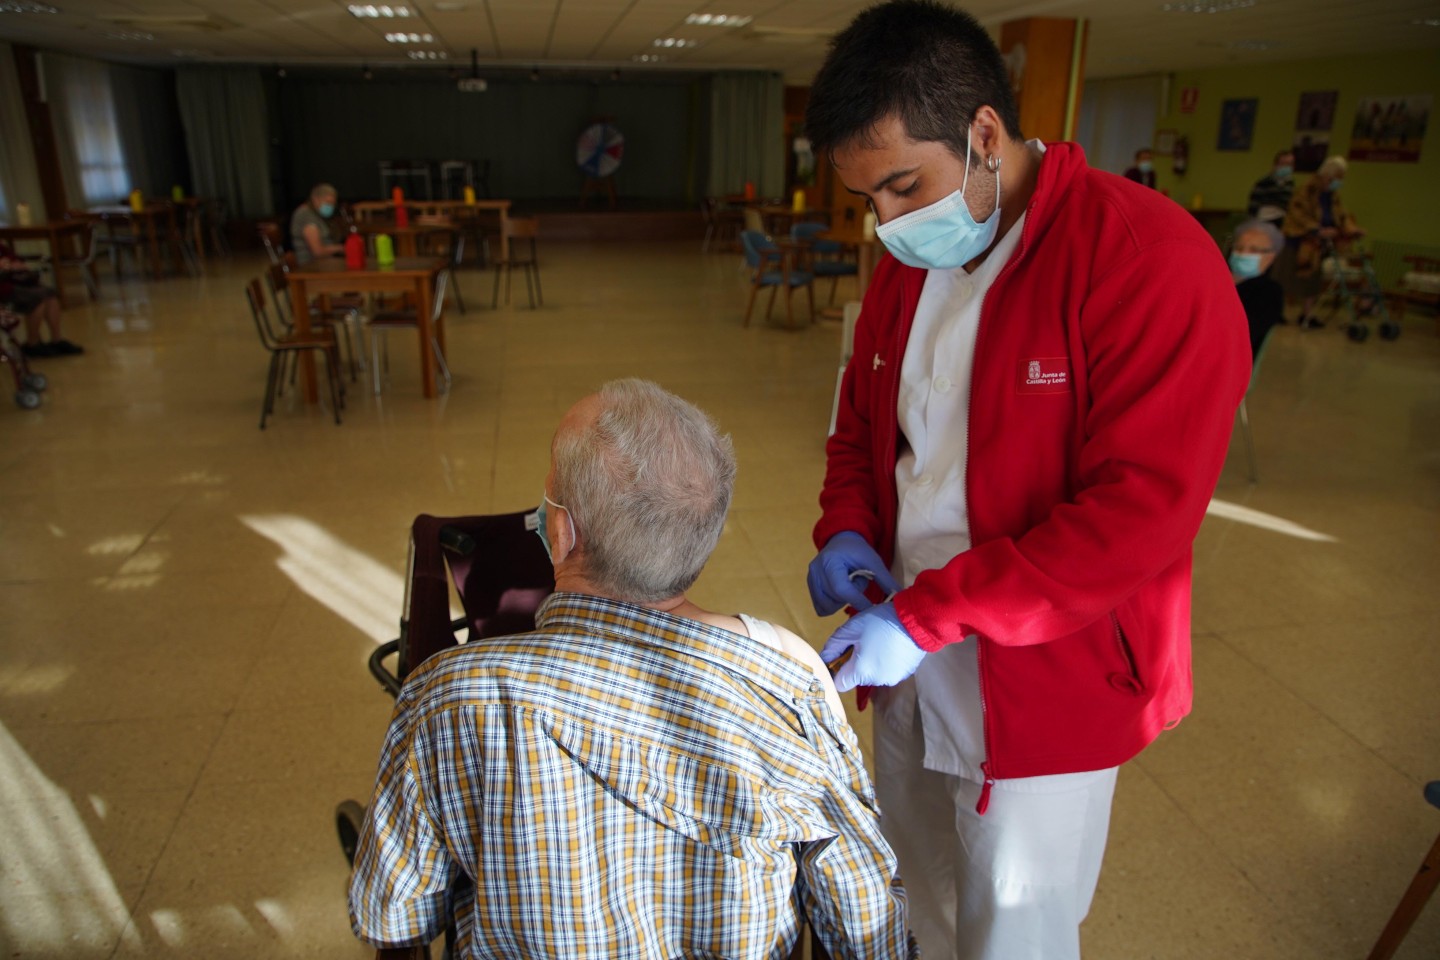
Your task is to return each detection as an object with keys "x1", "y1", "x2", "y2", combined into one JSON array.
[
  {"x1": 0, "y1": 1, "x2": 60, "y2": 11},
  {"x1": 385, "y1": 32, "x2": 434, "y2": 43},
  {"x1": 1162, "y1": 0, "x2": 1255, "y2": 12},
  {"x1": 1411, "y1": 17, "x2": 1440, "y2": 26},
  {"x1": 349, "y1": 4, "x2": 411, "y2": 17},
  {"x1": 101, "y1": 30, "x2": 155, "y2": 41},
  {"x1": 652, "y1": 37, "x2": 695, "y2": 48},
  {"x1": 684, "y1": 13, "x2": 752, "y2": 27},
  {"x1": 632, "y1": 54, "x2": 665, "y2": 63},
  {"x1": 407, "y1": 50, "x2": 448, "y2": 60}
]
